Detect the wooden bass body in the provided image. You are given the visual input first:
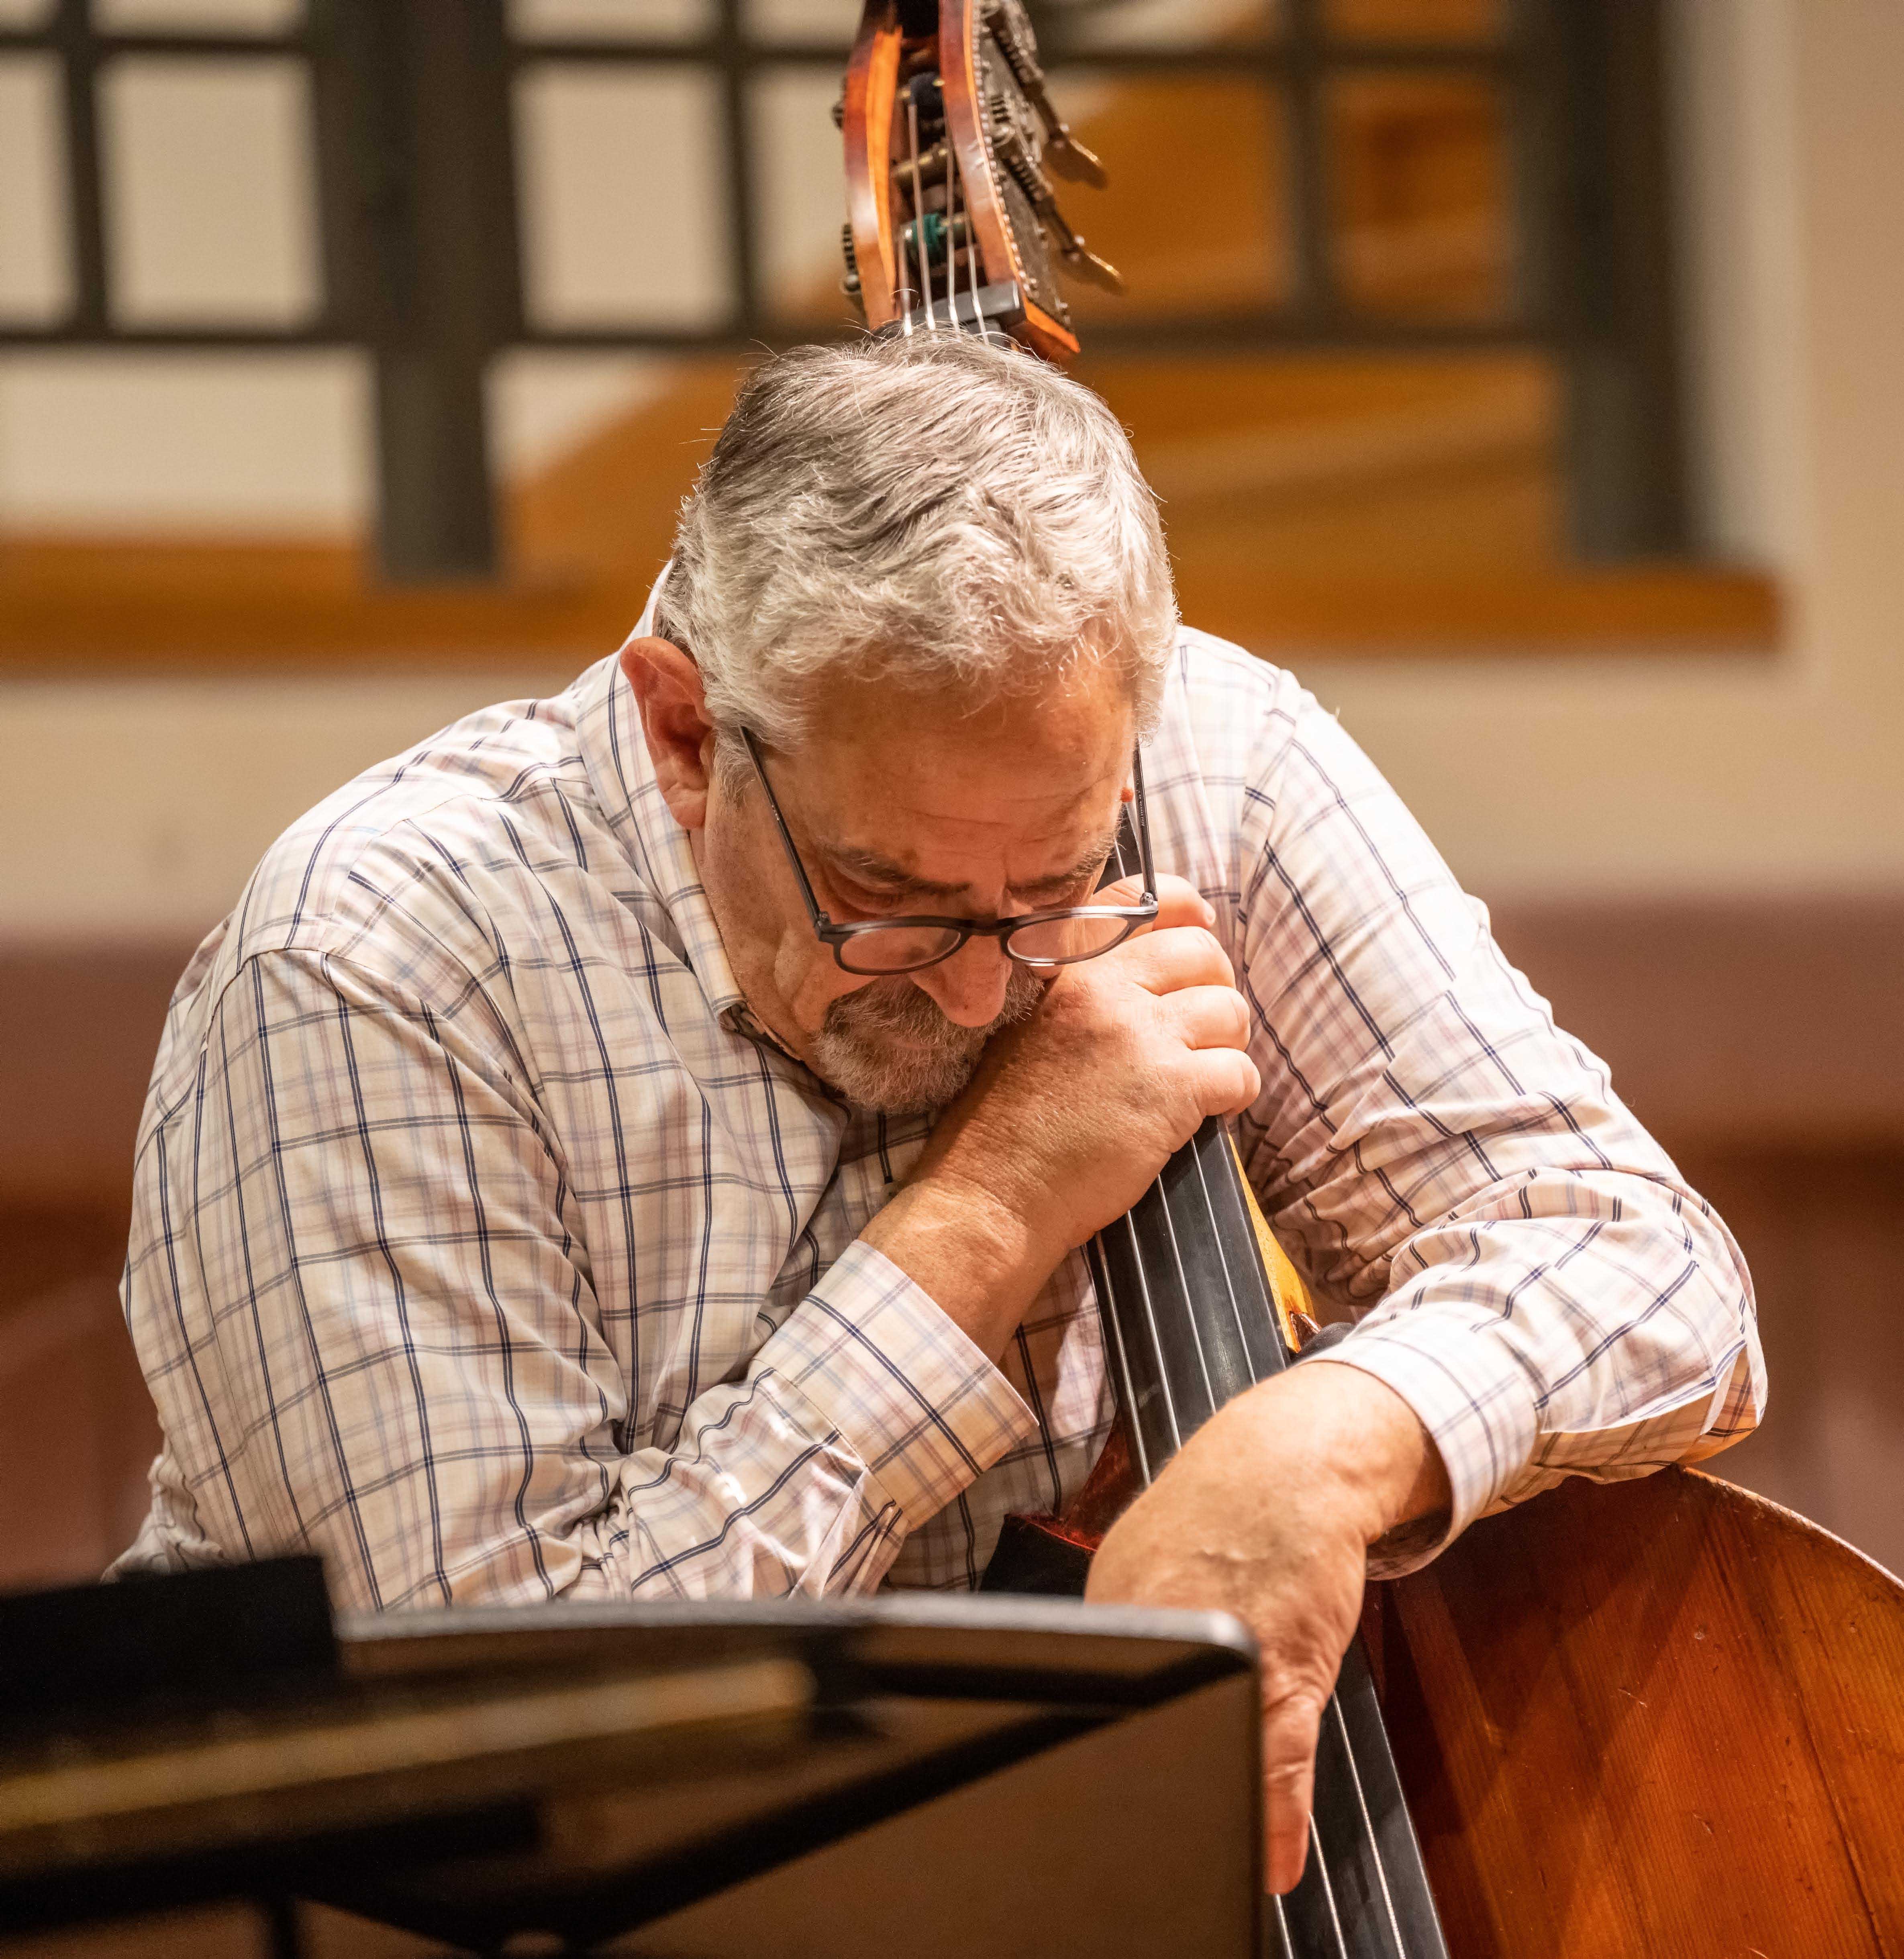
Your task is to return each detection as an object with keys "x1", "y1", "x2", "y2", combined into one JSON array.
[{"x1": 1378, "y1": 1464, "x2": 1904, "y2": 1955}]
